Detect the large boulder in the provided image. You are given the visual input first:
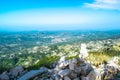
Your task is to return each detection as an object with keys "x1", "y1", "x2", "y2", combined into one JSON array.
[
  {"x1": 69, "y1": 71, "x2": 77, "y2": 79},
  {"x1": 39, "y1": 67, "x2": 48, "y2": 73},
  {"x1": 19, "y1": 67, "x2": 48, "y2": 80},
  {"x1": 80, "y1": 63, "x2": 93, "y2": 76},
  {"x1": 58, "y1": 61, "x2": 69, "y2": 69},
  {"x1": 69, "y1": 63, "x2": 75, "y2": 70},
  {"x1": 58, "y1": 69, "x2": 70, "y2": 78},
  {"x1": 87, "y1": 68, "x2": 106, "y2": 80},
  {"x1": 64, "y1": 76, "x2": 71, "y2": 80},
  {"x1": 75, "y1": 66, "x2": 81, "y2": 74},
  {"x1": 68, "y1": 58, "x2": 78, "y2": 71},
  {"x1": 9, "y1": 66, "x2": 24, "y2": 78},
  {"x1": 87, "y1": 70, "x2": 97, "y2": 80},
  {"x1": 18, "y1": 69, "x2": 46, "y2": 80},
  {"x1": 0, "y1": 71, "x2": 9, "y2": 80},
  {"x1": 53, "y1": 74, "x2": 61, "y2": 80},
  {"x1": 73, "y1": 78, "x2": 80, "y2": 80},
  {"x1": 81, "y1": 76, "x2": 89, "y2": 80}
]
